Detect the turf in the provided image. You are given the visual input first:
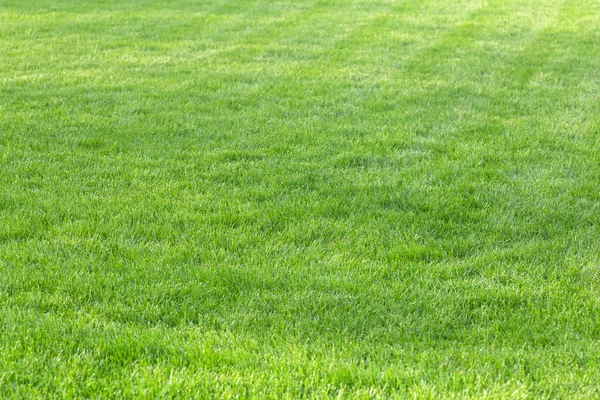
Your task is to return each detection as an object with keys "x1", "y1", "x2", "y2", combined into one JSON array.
[{"x1": 1, "y1": 0, "x2": 600, "y2": 397}]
